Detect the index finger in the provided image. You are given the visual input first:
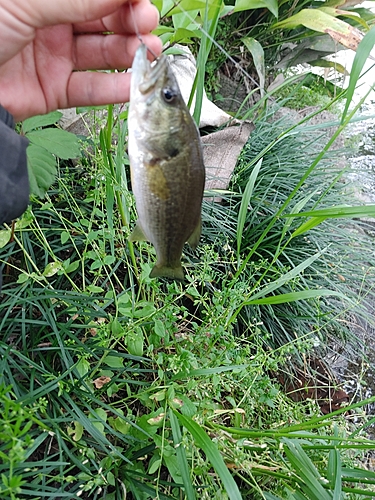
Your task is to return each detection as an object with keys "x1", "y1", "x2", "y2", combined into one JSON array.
[{"x1": 73, "y1": 0, "x2": 159, "y2": 34}]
